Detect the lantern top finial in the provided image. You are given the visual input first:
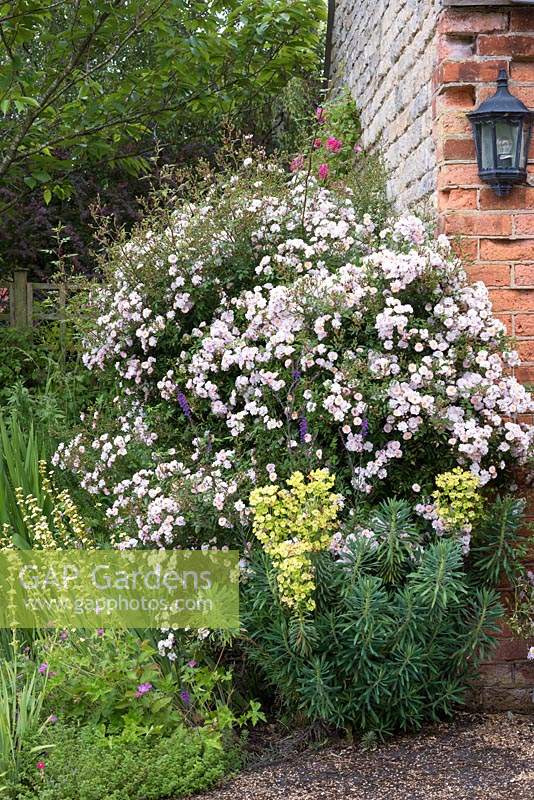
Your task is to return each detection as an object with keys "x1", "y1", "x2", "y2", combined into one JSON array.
[{"x1": 497, "y1": 68, "x2": 508, "y2": 87}]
